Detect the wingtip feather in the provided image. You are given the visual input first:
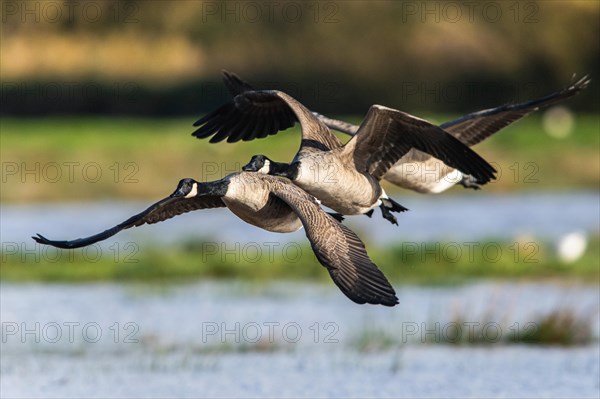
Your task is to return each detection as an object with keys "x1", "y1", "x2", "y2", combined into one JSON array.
[
  {"x1": 571, "y1": 74, "x2": 591, "y2": 91},
  {"x1": 32, "y1": 233, "x2": 44, "y2": 244}
]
